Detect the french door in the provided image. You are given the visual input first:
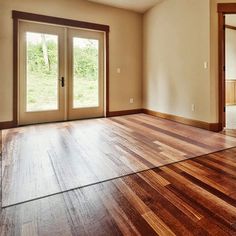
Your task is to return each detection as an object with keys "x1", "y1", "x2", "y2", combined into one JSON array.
[
  {"x1": 19, "y1": 21, "x2": 105, "y2": 125},
  {"x1": 67, "y1": 28, "x2": 104, "y2": 120}
]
